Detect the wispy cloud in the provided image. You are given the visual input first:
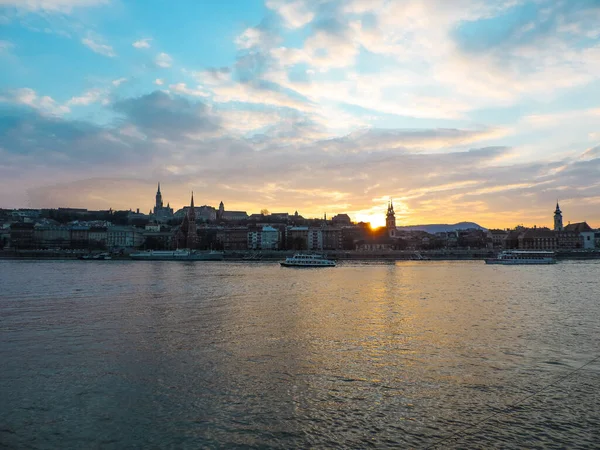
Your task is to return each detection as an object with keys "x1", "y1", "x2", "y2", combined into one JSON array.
[
  {"x1": 132, "y1": 38, "x2": 151, "y2": 49},
  {"x1": 169, "y1": 83, "x2": 210, "y2": 97},
  {"x1": 155, "y1": 52, "x2": 172, "y2": 68},
  {"x1": 81, "y1": 37, "x2": 116, "y2": 57},
  {"x1": 0, "y1": 0, "x2": 109, "y2": 13},
  {"x1": 112, "y1": 77, "x2": 127, "y2": 86},
  {"x1": 0, "y1": 40, "x2": 14, "y2": 53},
  {"x1": 67, "y1": 88, "x2": 104, "y2": 106}
]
